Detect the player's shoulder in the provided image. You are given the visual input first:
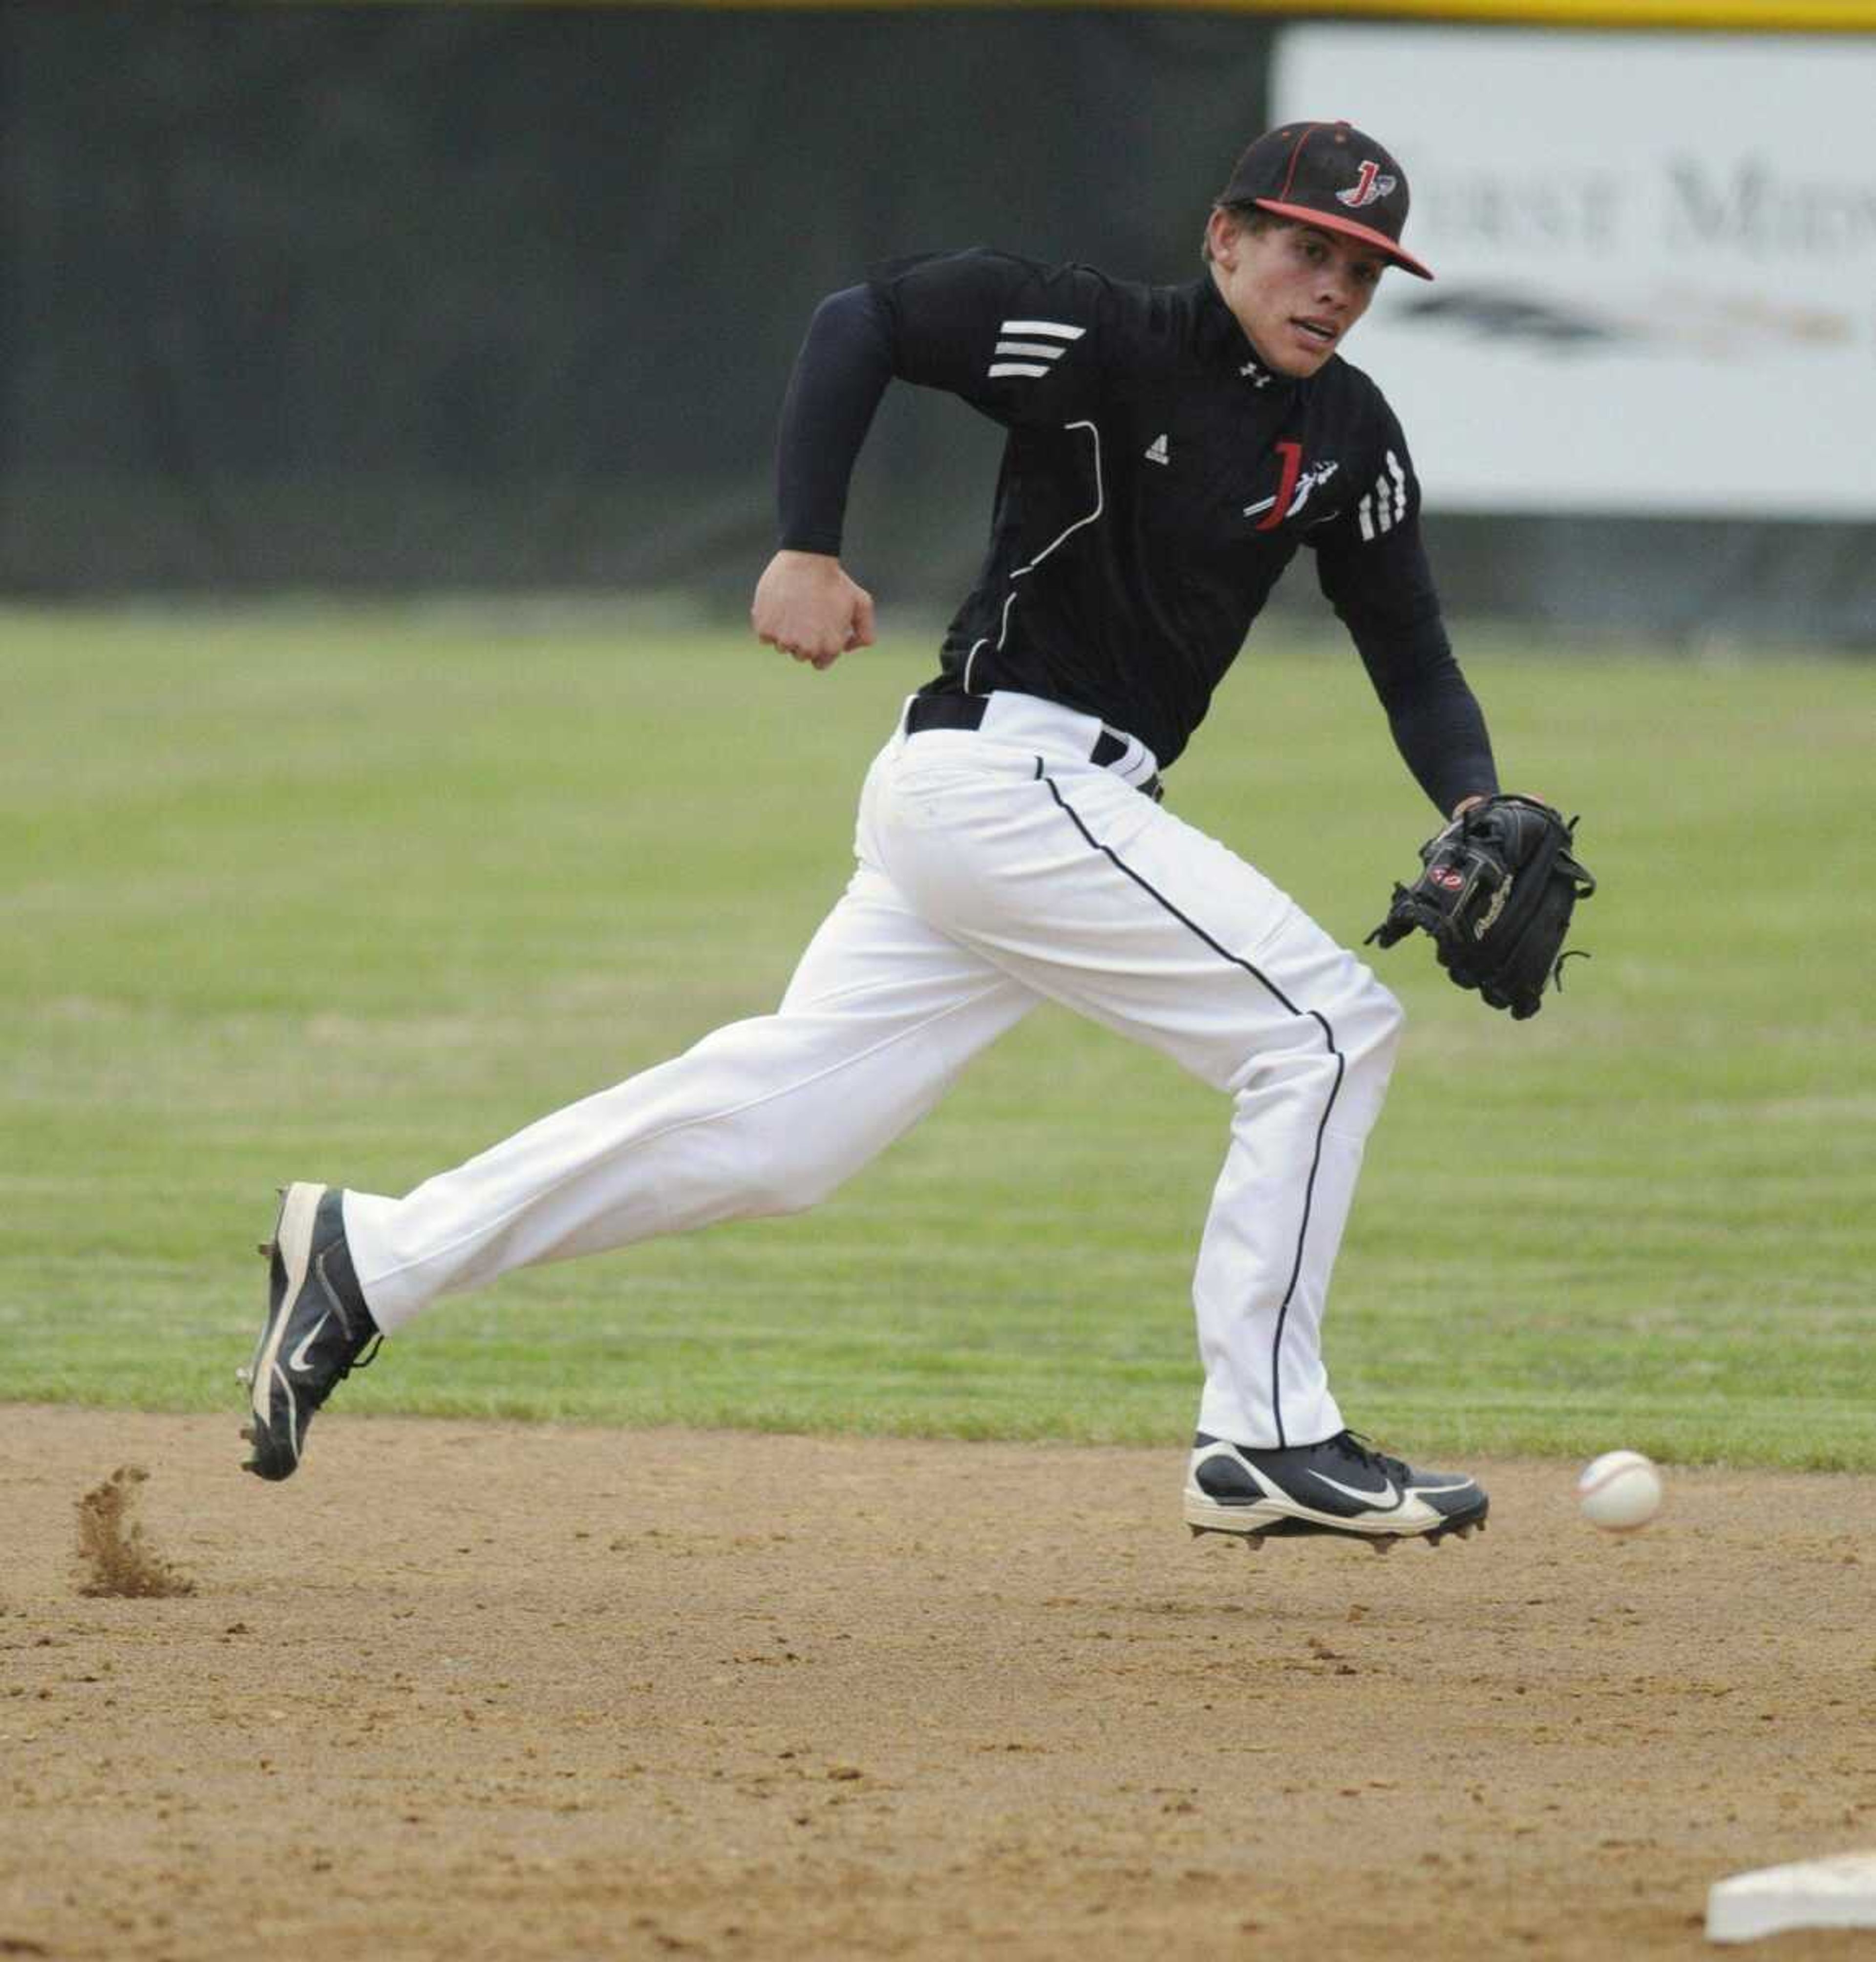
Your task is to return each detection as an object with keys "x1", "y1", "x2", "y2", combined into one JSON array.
[
  {"x1": 1313, "y1": 350, "x2": 1389, "y2": 412},
  {"x1": 1307, "y1": 352, "x2": 1407, "y2": 441},
  {"x1": 871, "y1": 246, "x2": 1117, "y2": 293},
  {"x1": 869, "y1": 247, "x2": 1150, "y2": 329}
]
